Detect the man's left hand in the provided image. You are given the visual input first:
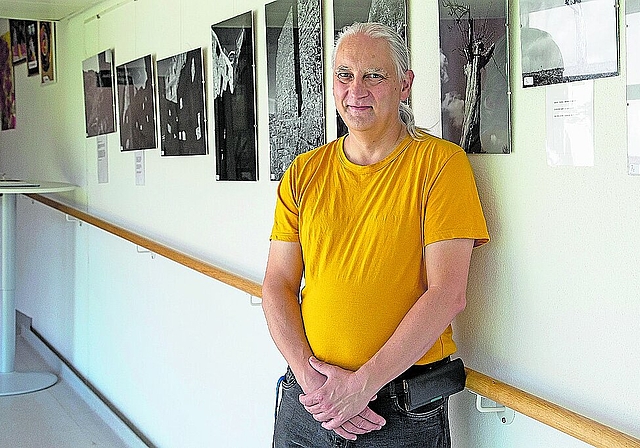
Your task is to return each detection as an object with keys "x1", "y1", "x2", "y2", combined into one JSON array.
[{"x1": 298, "y1": 356, "x2": 383, "y2": 431}]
